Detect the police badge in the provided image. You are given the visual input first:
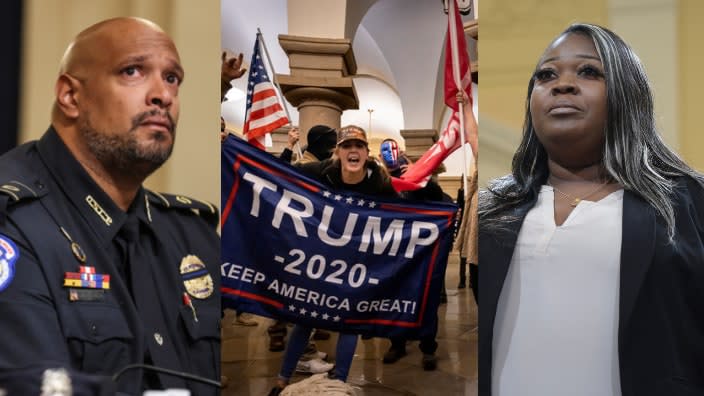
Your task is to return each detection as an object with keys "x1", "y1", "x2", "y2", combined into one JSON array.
[
  {"x1": 40, "y1": 368, "x2": 72, "y2": 396},
  {"x1": 180, "y1": 254, "x2": 214, "y2": 299}
]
